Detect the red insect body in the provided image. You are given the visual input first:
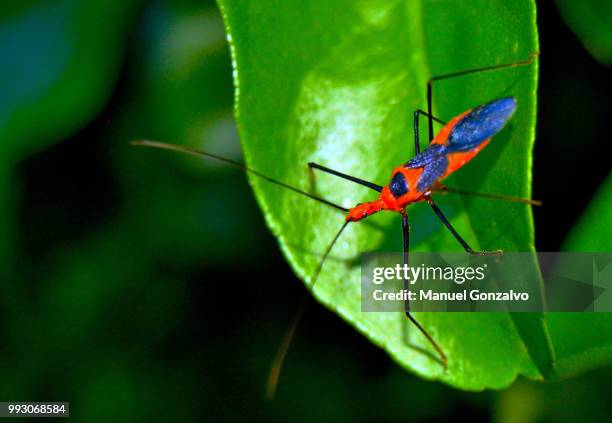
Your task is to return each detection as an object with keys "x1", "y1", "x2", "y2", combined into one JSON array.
[{"x1": 346, "y1": 107, "x2": 493, "y2": 222}]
